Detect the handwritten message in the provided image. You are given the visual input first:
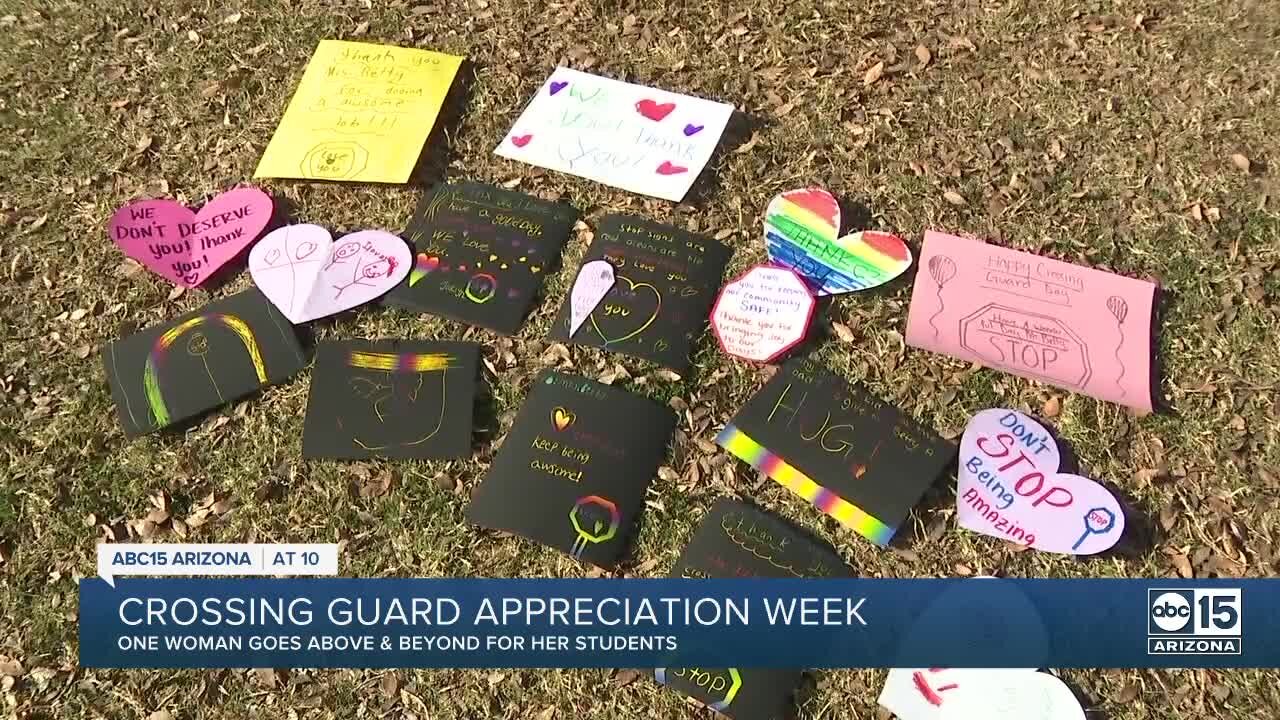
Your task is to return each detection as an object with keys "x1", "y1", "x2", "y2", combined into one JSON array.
[
  {"x1": 569, "y1": 260, "x2": 616, "y2": 337},
  {"x1": 905, "y1": 231, "x2": 1157, "y2": 411},
  {"x1": 386, "y1": 182, "x2": 578, "y2": 334},
  {"x1": 764, "y1": 188, "x2": 913, "y2": 296},
  {"x1": 248, "y1": 225, "x2": 410, "y2": 323},
  {"x1": 957, "y1": 409, "x2": 1124, "y2": 555},
  {"x1": 254, "y1": 41, "x2": 463, "y2": 184},
  {"x1": 549, "y1": 215, "x2": 730, "y2": 372},
  {"x1": 108, "y1": 188, "x2": 272, "y2": 287},
  {"x1": 494, "y1": 67, "x2": 734, "y2": 201},
  {"x1": 717, "y1": 357, "x2": 955, "y2": 545},
  {"x1": 711, "y1": 265, "x2": 814, "y2": 363}
]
